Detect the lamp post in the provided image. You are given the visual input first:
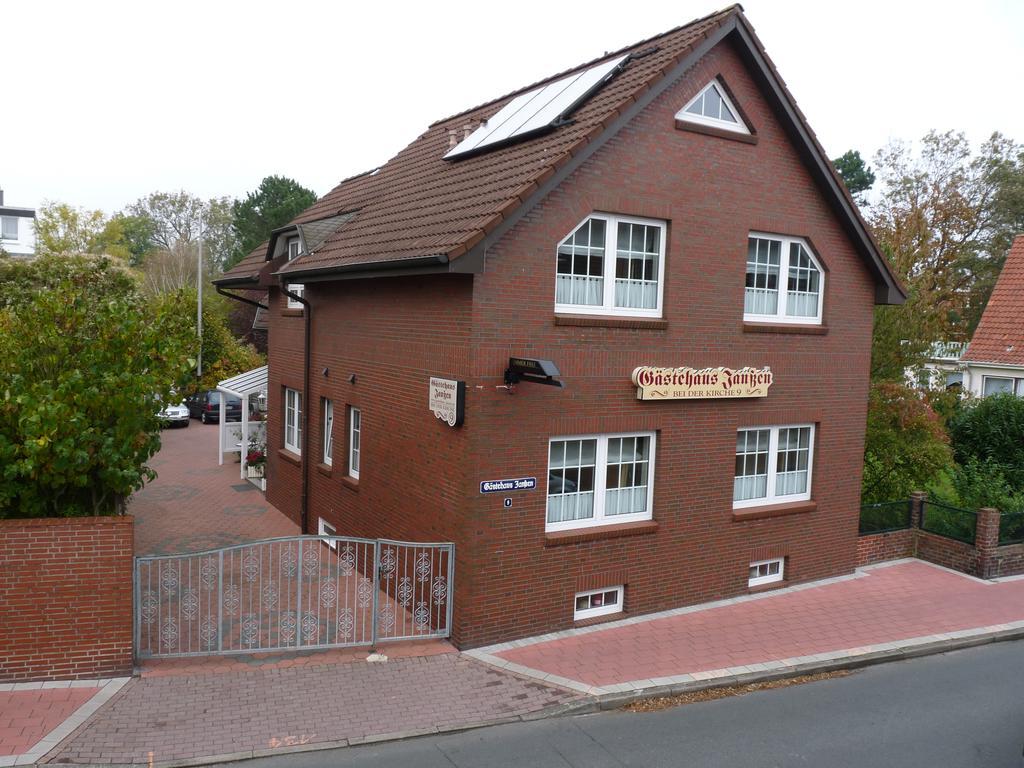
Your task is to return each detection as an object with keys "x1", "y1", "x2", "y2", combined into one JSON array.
[{"x1": 197, "y1": 220, "x2": 203, "y2": 380}]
